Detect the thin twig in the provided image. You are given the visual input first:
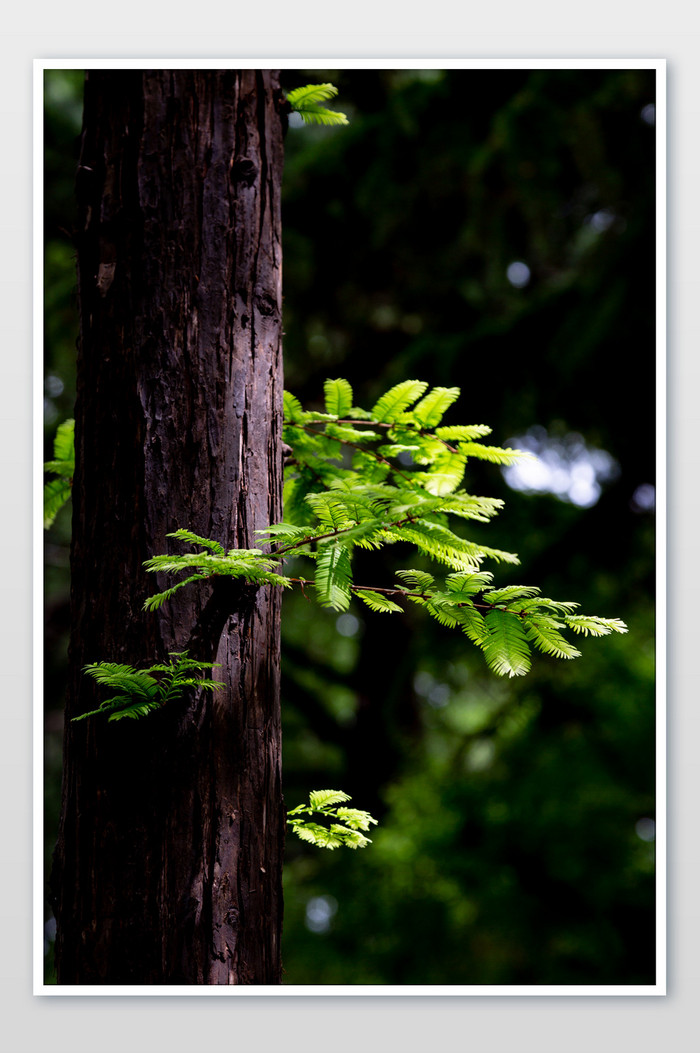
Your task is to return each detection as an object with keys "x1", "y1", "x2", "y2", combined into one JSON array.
[
  {"x1": 273, "y1": 512, "x2": 419, "y2": 557},
  {"x1": 283, "y1": 577, "x2": 524, "y2": 617}
]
